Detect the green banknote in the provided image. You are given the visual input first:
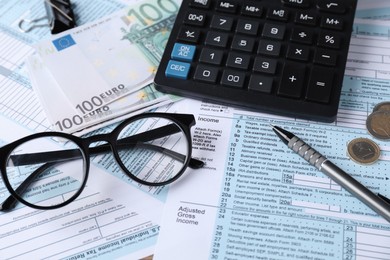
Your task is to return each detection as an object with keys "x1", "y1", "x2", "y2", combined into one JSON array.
[
  {"x1": 120, "y1": 0, "x2": 181, "y2": 67},
  {"x1": 34, "y1": 0, "x2": 181, "y2": 117},
  {"x1": 30, "y1": 0, "x2": 182, "y2": 134}
]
